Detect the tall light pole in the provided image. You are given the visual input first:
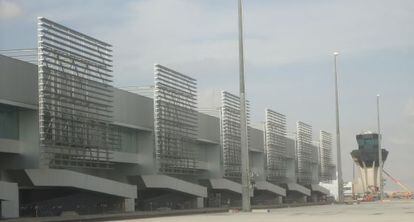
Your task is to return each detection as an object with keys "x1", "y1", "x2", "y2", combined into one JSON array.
[
  {"x1": 238, "y1": 0, "x2": 251, "y2": 212},
  {"x1": 333, "y1": 52, "x2": 344, "y2": 203},
  {"x1": 377, "y1": 94, "x2": 384, "y2": 201}
]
